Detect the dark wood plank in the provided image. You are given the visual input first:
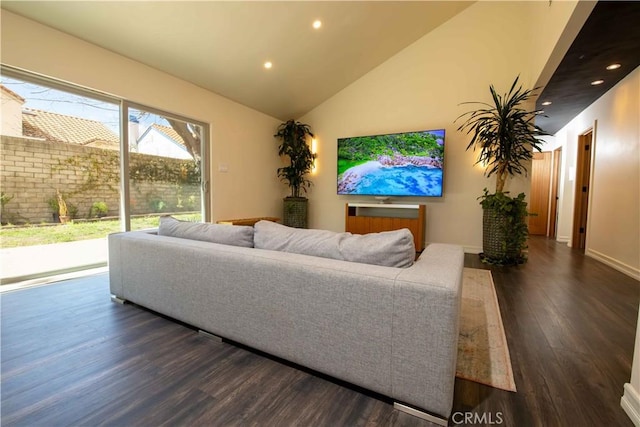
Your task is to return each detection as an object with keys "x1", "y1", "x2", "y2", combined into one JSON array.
[{"x1": 1, "y1": 236, "x2": 638, "y2": 426}]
